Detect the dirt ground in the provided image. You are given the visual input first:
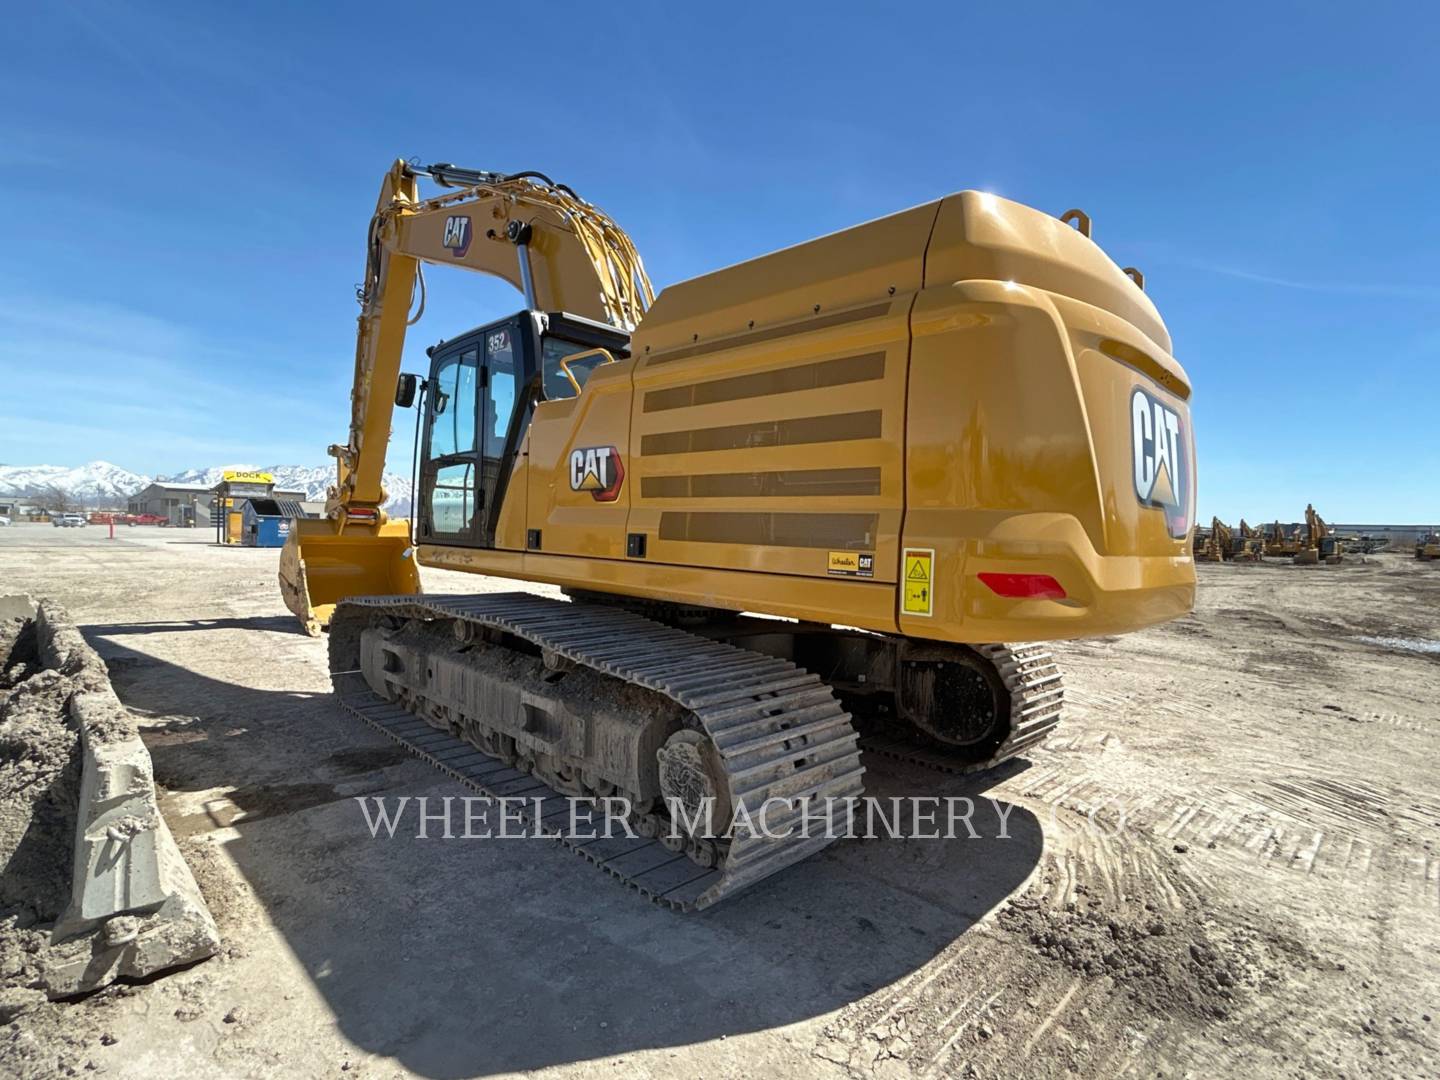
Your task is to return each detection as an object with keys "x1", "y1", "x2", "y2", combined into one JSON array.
[{"x1": 0, "y1": 523, "x2": 1436, "y2": 1079}]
